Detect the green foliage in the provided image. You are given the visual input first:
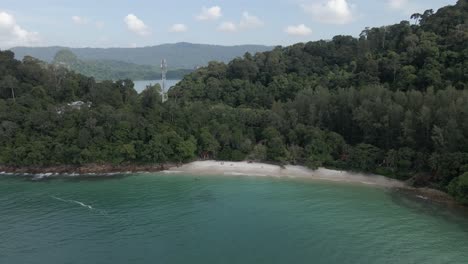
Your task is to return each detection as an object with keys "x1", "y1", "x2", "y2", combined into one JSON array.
[
  {"x1": 248, "y1": 144, "x2": 267, "y2": 161},
  {"x1": 199, "y1": 128, "x2": 220, "y2": 158},
  {"x1": 448, "y1": 172, "x2": 468, "y2": 204},
  {"x1": 348, "y1": 144, "x2": 383, "y2": 171},
  {"x1": 429, "y1": 152, "x2": 468, "y2": 185},
  {"x1": 176, "y1": 136, "x2": 197, "y2": 162}
]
